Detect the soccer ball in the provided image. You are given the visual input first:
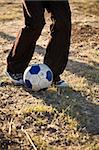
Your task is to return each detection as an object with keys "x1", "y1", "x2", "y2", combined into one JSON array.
[{"x1": 23, "y1": 64, "x2": 53, "y2": 91}]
